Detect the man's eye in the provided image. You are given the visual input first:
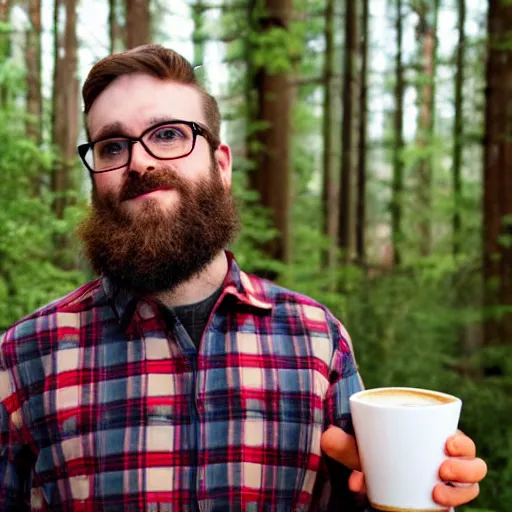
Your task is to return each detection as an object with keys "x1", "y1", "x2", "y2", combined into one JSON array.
[
  {"x1": 100, "y1": 140, "x2": 127, "y2": 156},
  {"x1": 154, "y1": 127, "x2": 183, "y2": 141}
]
